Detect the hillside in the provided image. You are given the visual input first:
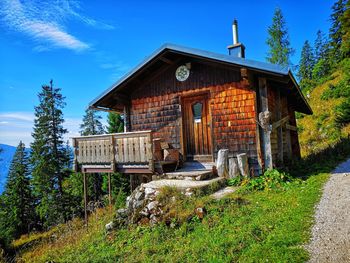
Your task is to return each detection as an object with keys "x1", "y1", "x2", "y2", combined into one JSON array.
[
  {"x1": 298, "y1": 69, "x2": 350, "y2": 156},
  {"x1": 0, "y1": 144, "x2": 16, "y2": 193}
]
